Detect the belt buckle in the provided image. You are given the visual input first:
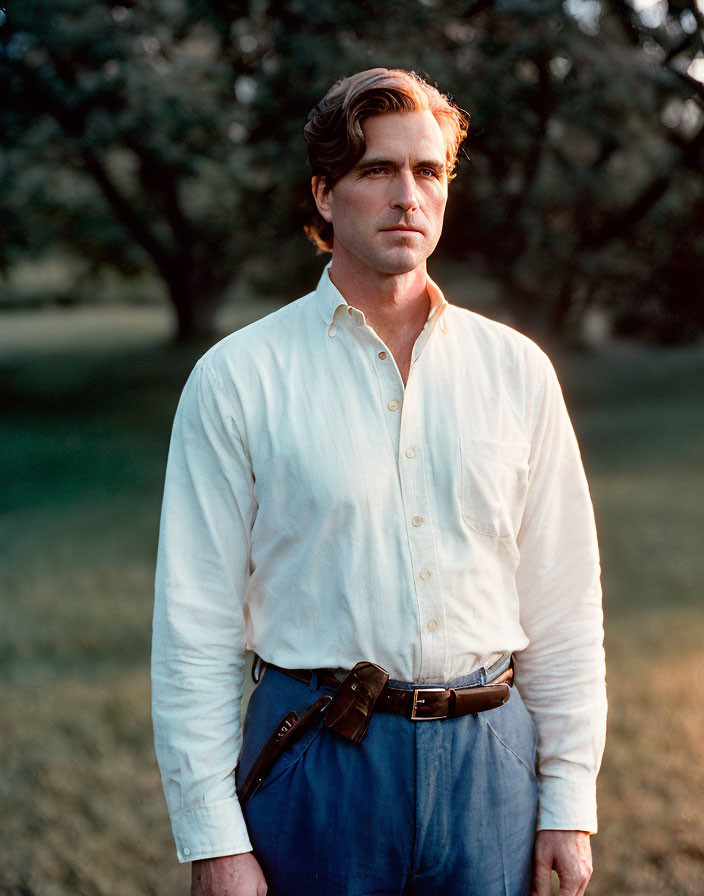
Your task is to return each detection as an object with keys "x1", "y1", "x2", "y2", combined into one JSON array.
[{"x1": 410, "y1": 686, "x2": 447, "y2": 721}]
